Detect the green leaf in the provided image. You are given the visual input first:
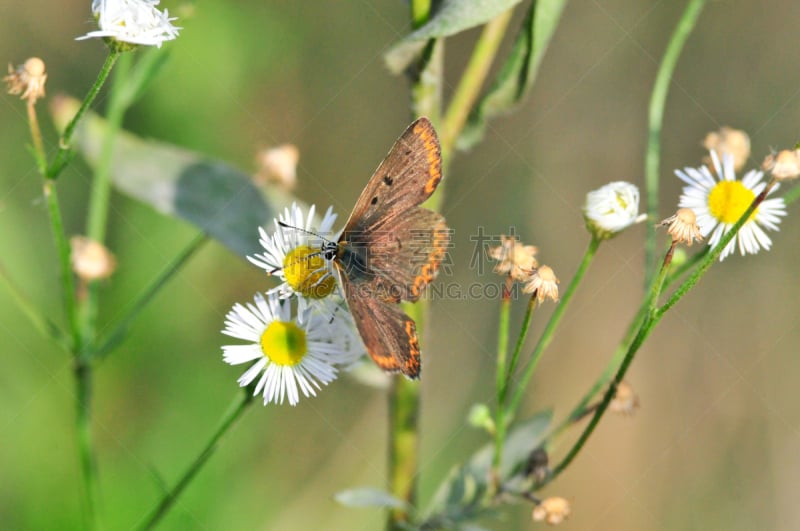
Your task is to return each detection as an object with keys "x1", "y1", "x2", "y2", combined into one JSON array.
[
  {"x1": 424, "y1": 410, "x2": 551, "y2": 521},
  {"x1": 50, "y1": 96, "x2": 295, "y2": 258},
  {"x1": 385, "y1": 0, "x2": 525, "y2": 74},
  {"x1": 334, "y1": 487, "x2": 409, "y2": 510},
  {"x1": 458, "y1": 0, "x2": 568, "y2": 149}
]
